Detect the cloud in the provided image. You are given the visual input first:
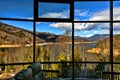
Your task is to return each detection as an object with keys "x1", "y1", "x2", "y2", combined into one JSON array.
[
  {"x1": 113, "y1": 23, "x2": 120, "y2": 31},
  {"x1": 89, "y1": 9, "x2": 109, "y2": 21},
  {"x1": 84, "y1": 34, "x2": 94, "y2": 37},
  {"x1": 27, "y1": 10, "x2": 69, "y2": 20},
  {"x1": 75, "y1": 7, "x2": 120, "y2": 21},
  {"x1": 36, "y1": 22, "x2": 41, "y2": 24},
  {"x1": 49, "y1": 23, "x2": 72, "y2": 30},
  {"x1": 27, "y1": 17, "x2": 33, "y2": 19},
  {"x1": 113, "y1": 7, "x2": 120, "y2": 20},
  {"x1": 40, "y1": 10, "x2": 69, "y2": 18},
  {"x1": 75, "y1": 9, "x2": 89, "y2": 17},
  {"x1": 49, "y1": 7, "x2": 120, "y2": 35},
  {"x1": 50, "y1": 22, "x2": 109, "y2": 31}
]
